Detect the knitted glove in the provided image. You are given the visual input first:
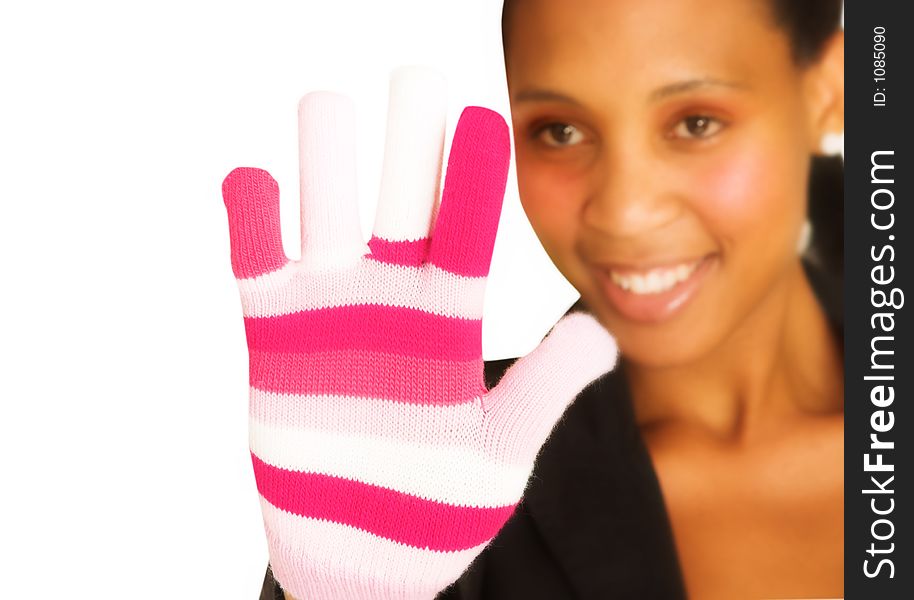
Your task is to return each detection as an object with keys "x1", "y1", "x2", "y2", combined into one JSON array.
[{"x1": 222, "y1": 67, "x2": 617, "y2": 600}]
